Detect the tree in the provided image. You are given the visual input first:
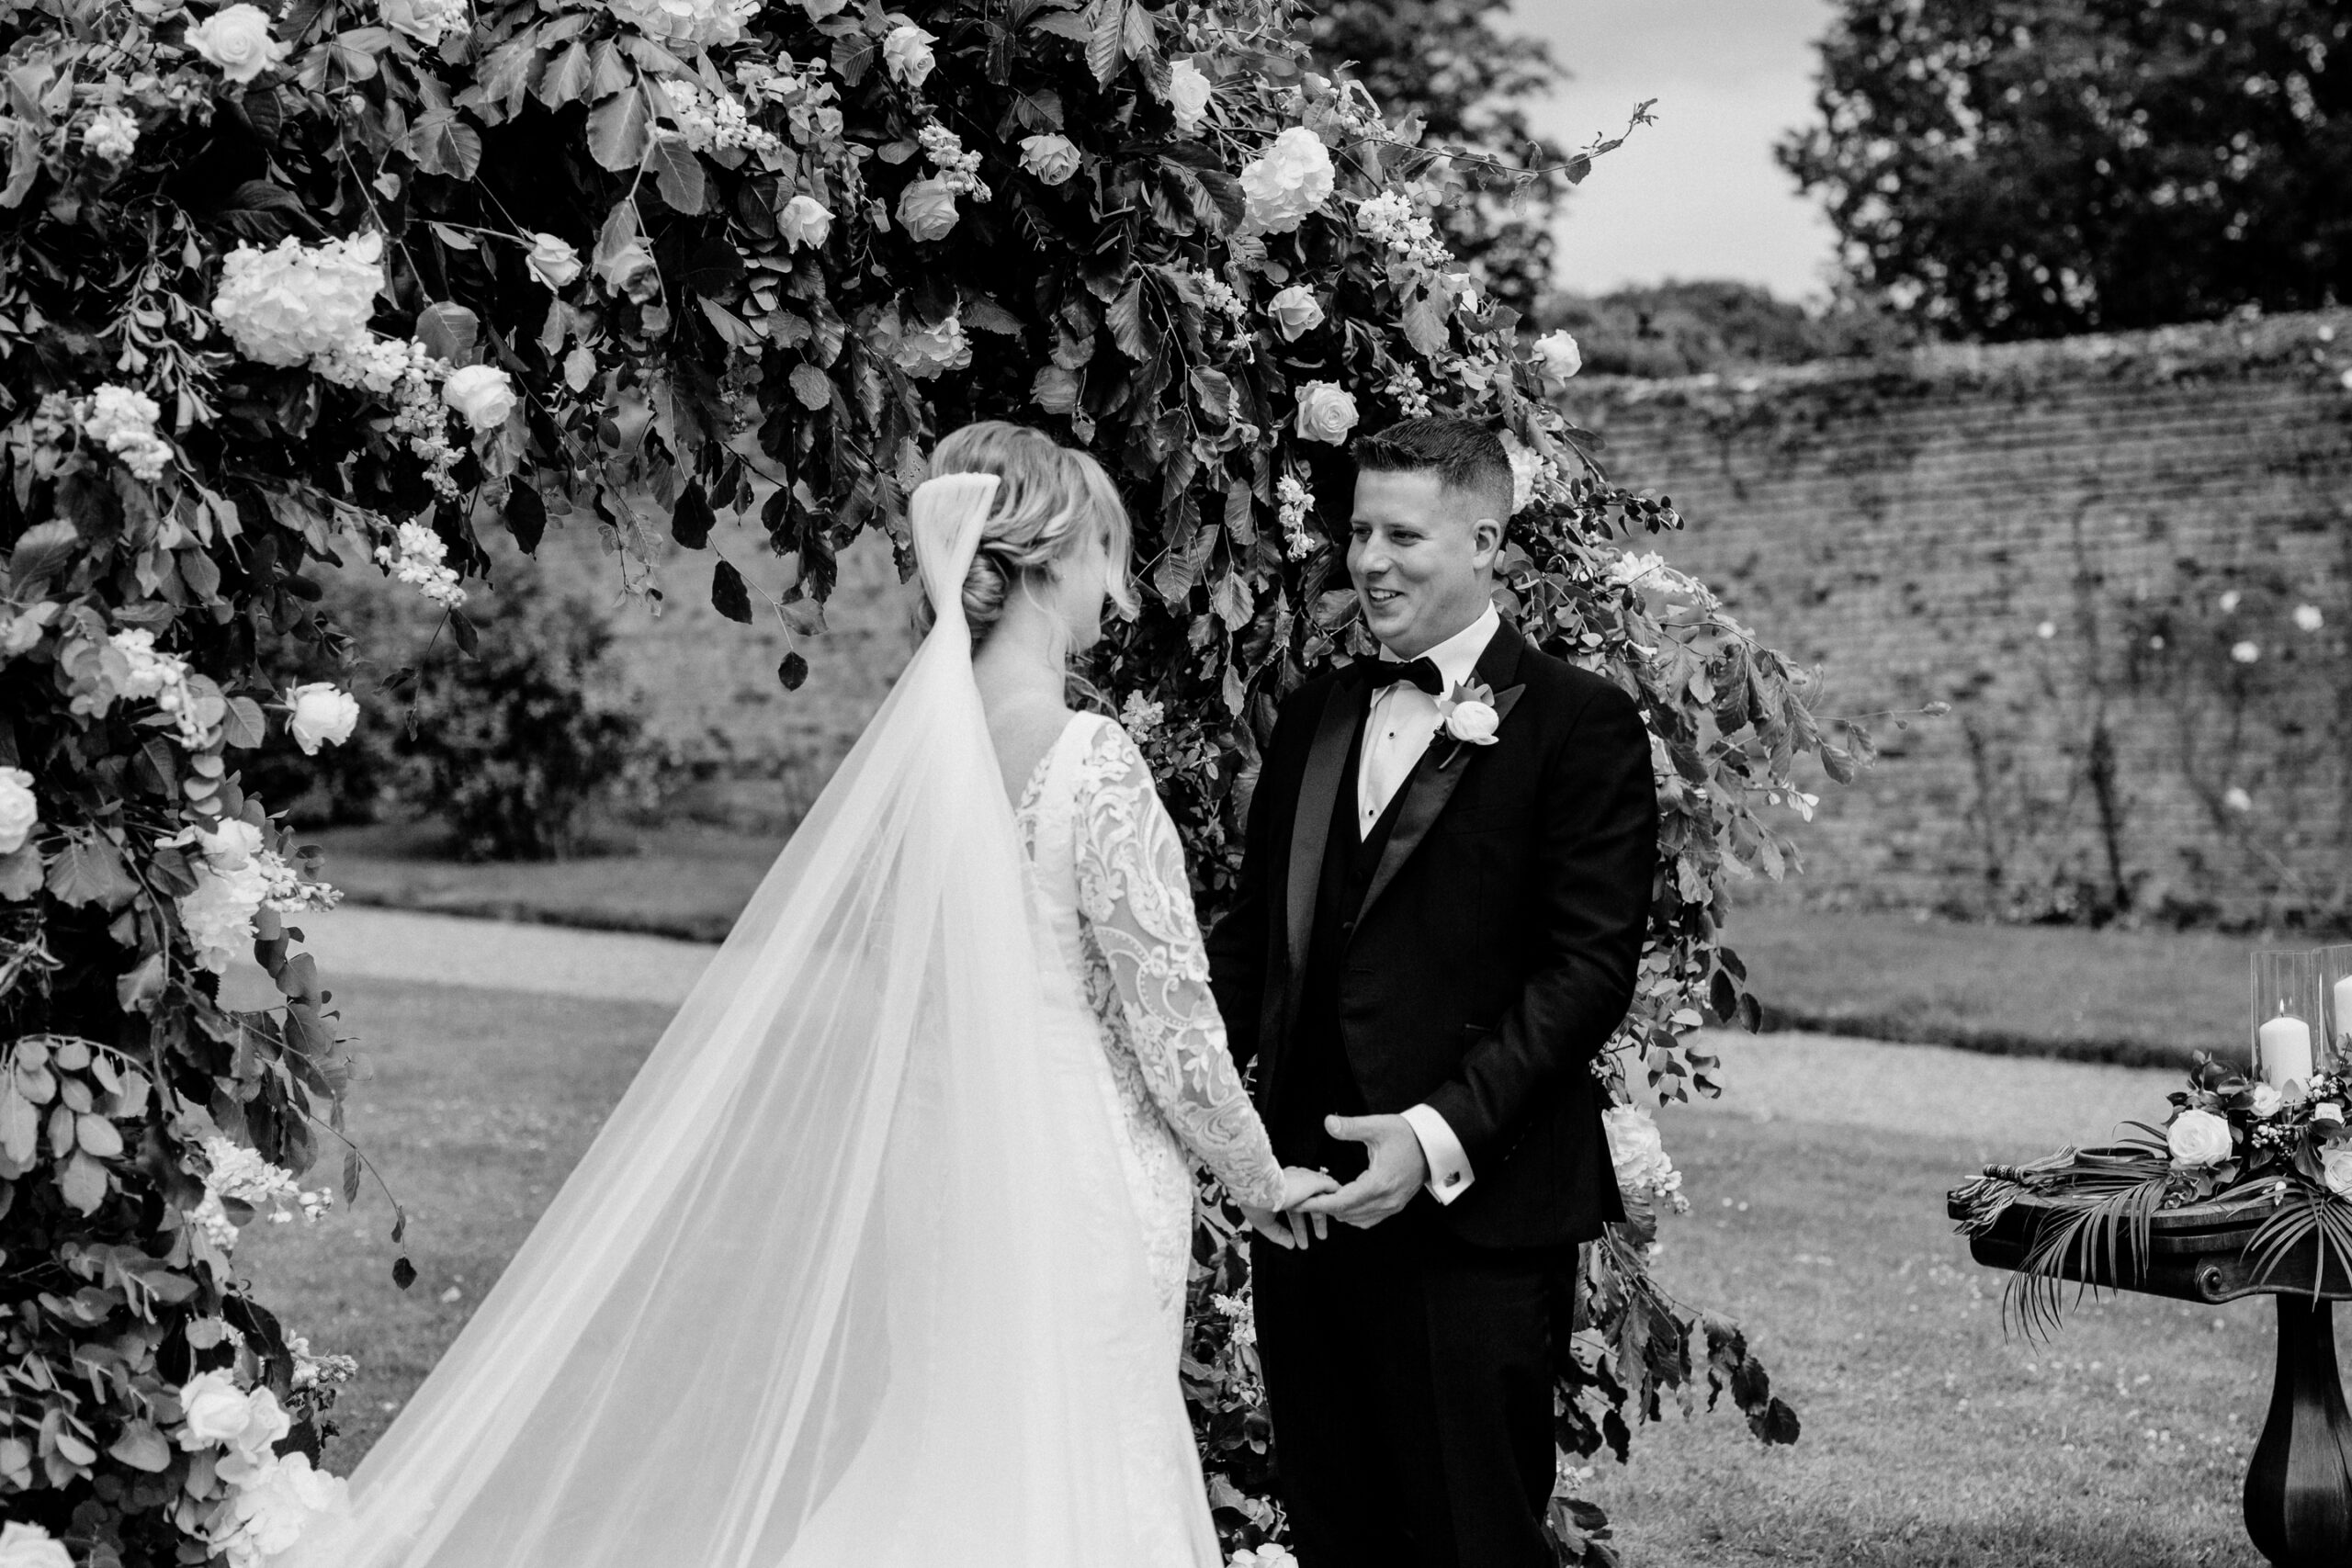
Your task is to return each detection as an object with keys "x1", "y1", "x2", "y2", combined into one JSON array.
[
  {"x1": 1779, "y1": 0, "x2": 2352, "y2": 340},
  {"x1": 1306, "y1": 0, "x2": 1571, "y2": 315},
  {"x1": 0, "y1": 0, "x2": 1829, "y2": 1560}
]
